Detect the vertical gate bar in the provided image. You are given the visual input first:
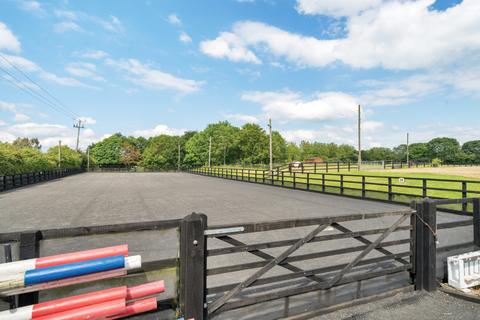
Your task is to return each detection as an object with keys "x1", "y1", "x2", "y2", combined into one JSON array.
[
  {"x1": 18, "y1": 231, "x2": 41, "y2": 306},
  {"x1": 473, "y1": 198, "x2": 480, "y2": 249},
  {"x1": 179, "y1": 213, "x2": 207, "y2": 320},
  {"x1": 409, "y1": 201, "x2": 417, "y2": 285}
]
